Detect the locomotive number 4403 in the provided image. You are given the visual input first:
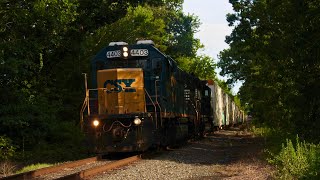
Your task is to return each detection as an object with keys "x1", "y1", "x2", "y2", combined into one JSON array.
[{"x1": 130, "y1": 49, "x2": 148, "y2": 56}]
